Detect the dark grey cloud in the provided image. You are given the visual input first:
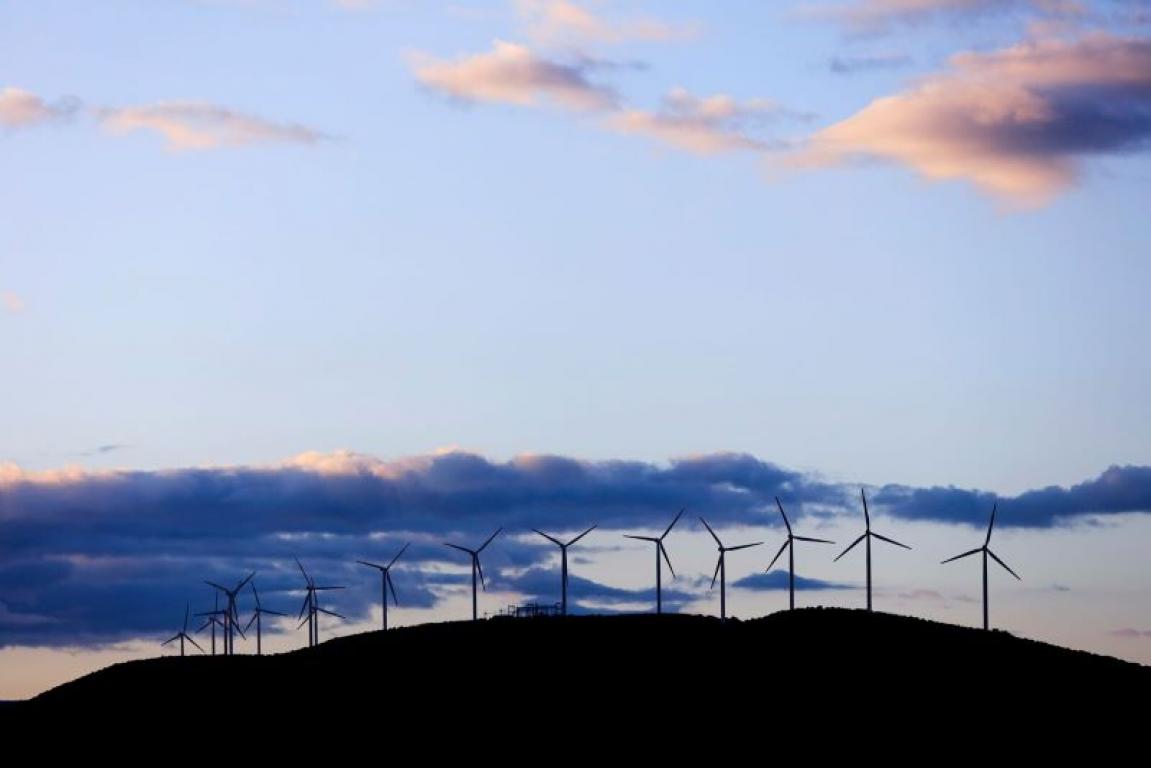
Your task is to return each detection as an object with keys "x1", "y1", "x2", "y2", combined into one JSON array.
[
  {"x1": 494, "y1": 569, "x2": 695, "y2": 612},
  {"x1": 1, "y1": 451, "x2": 1148, "y2": 646},
  {"x1": 731, "y1": 571, "x2": 853, "y2": 591},
  {"x1": 874, "y1": 465, "x2": 1151, "y2": 528}
]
